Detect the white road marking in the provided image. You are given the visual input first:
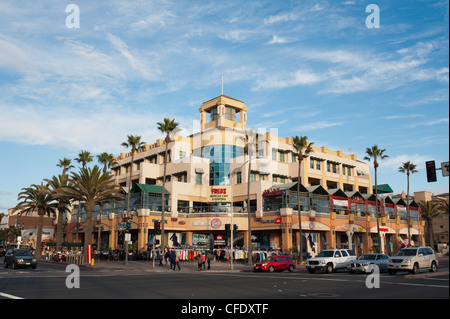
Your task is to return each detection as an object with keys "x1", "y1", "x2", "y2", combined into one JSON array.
[{"x1": 0, "y1": 292, "x2": 24, "y2": 299}]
